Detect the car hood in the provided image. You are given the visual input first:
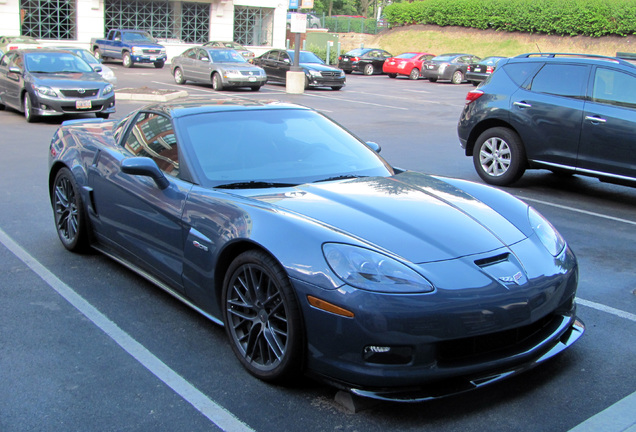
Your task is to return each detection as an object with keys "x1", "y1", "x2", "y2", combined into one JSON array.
[
  {"x1": 300, "y1": 63, "x2": 342, "y2": 72},
  {"x1": 244, "y1": 172, "x2": 527, "y2": 263},
  {"x1": 30, "y1": 72, "x2": 108, "y2": 87}
]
